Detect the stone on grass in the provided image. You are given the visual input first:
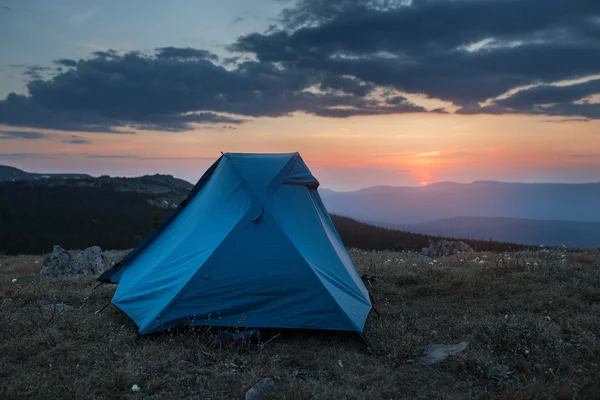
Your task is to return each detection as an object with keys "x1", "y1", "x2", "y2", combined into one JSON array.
[
  {"x1": 426, "y1": 239, "x2": 474, "y2": 258},
  {"x1": 40, "y1": 246, "x2": 76, "y2": 277},
  {"x1": 40, "y1": 245, "x2": 107, "y2": 277},
  {"x1": 77, "y1": 246, "x2": 106, "y2": 275},
  {"x1": 420, "y1": 342, "x2": 469, "y2": 365},
  {"x1": 419, "y1": 255, "x2": 433, "y2": 263},
  {"x1": 245, "y1": 378, "x2": 277, "y2": 400}
]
